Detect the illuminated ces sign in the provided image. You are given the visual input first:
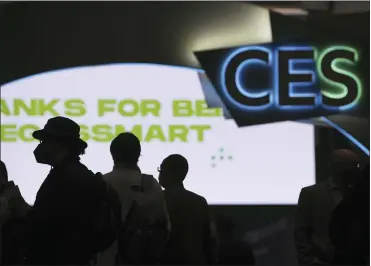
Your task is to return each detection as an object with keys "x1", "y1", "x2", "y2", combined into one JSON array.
[{"x1": 221, "y1": 45, "x2": 362, "y2": 111}]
